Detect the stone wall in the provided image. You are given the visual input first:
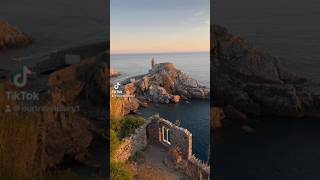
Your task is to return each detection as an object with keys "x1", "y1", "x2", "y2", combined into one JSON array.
[
  {"x1": 113, "y1": 119, "x2": 150, "y2": 162},
  {"x1": 187, "y1": 155, "x2": 210, "y2": 179},
  {"x1": 147, "y1": 115, "x2": 210, "y2": 179},
  {"x1": 146, "y1": 116, "x2": 192, "y2": 160},
  {"x1": 114, "y1": 115, "x2": 210, "y2": 178}
]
